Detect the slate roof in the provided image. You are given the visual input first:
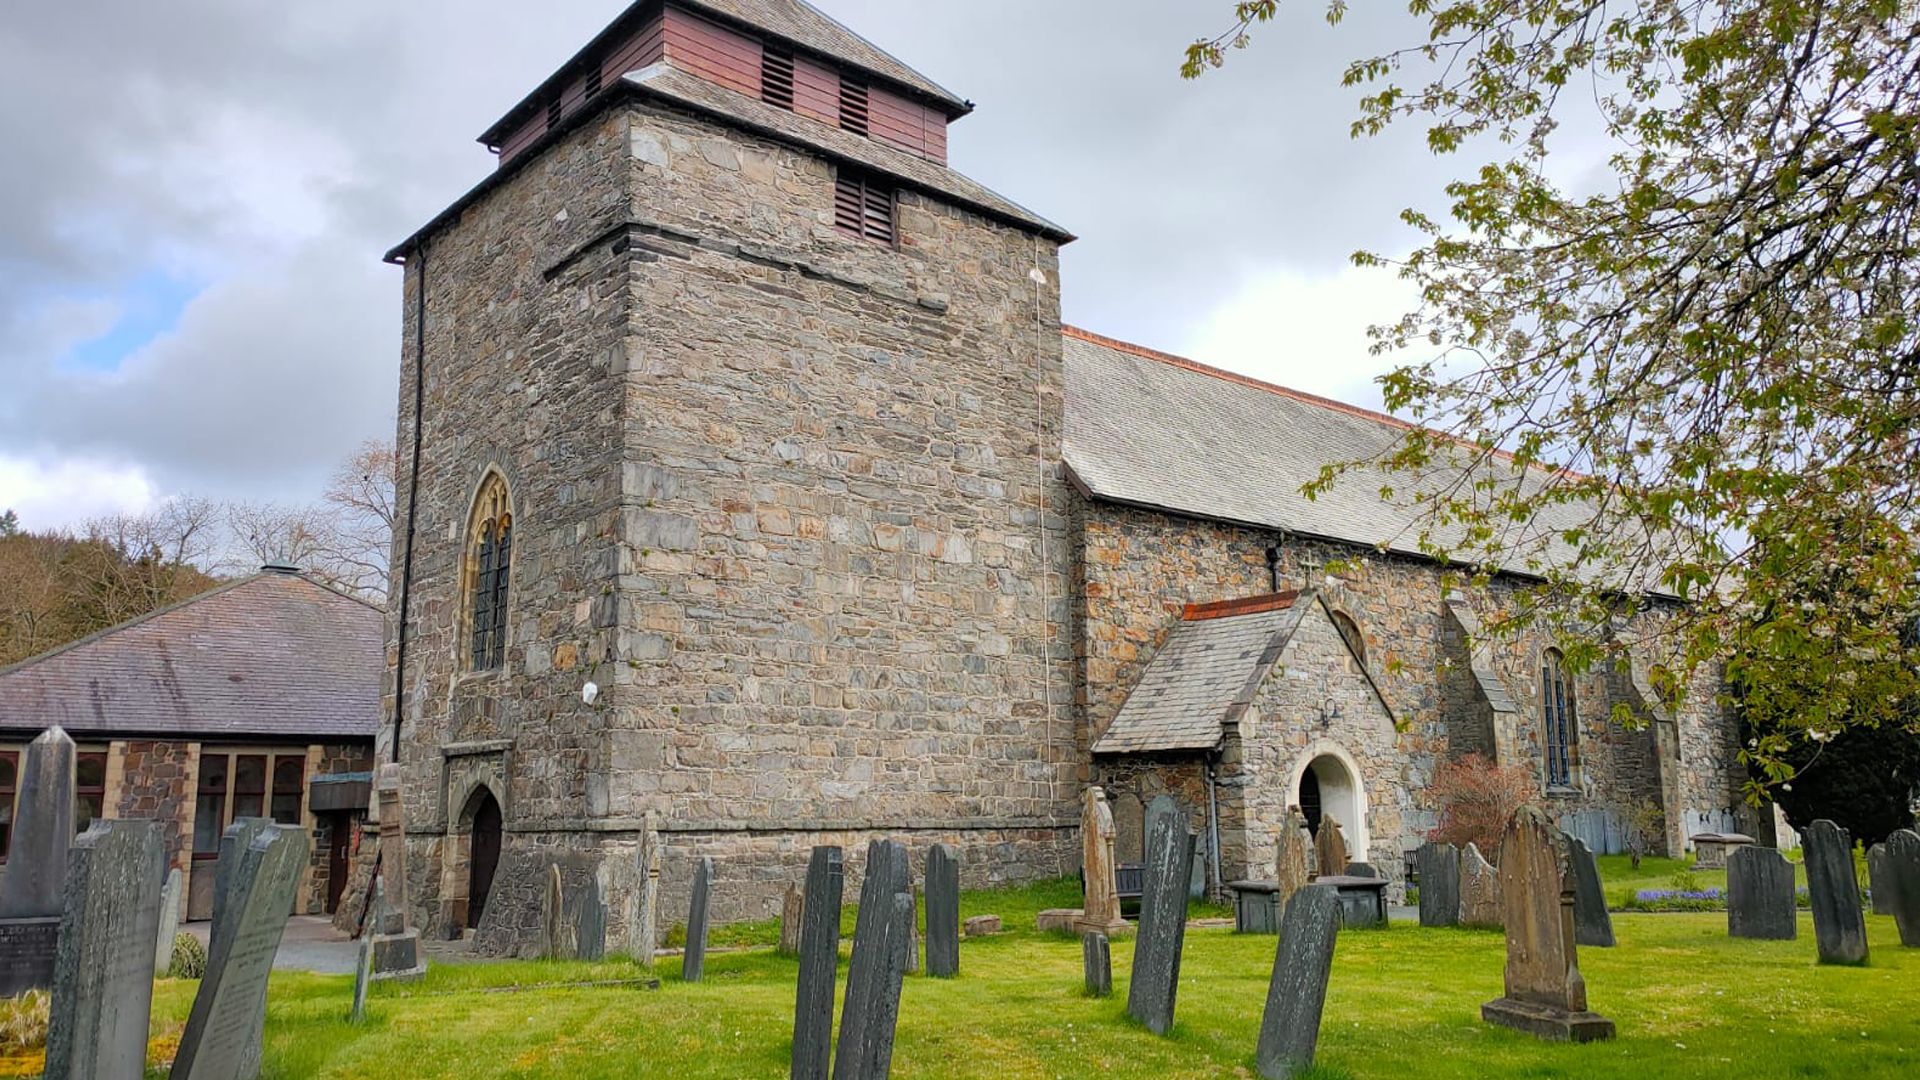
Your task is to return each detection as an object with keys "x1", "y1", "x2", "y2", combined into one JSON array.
[
  {"x1": 1091, "y1": 593, "x2": 1307, "y2": 755},
  {"x1": 0, "y1": 570, "x2": 382, "y2": 742},
  {"x1": 686, "y1": 0, "x2": 968, "y2": 113},
  {"x1": 1061, "y1": 327, "x2": 1605, "y2": 575}
]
